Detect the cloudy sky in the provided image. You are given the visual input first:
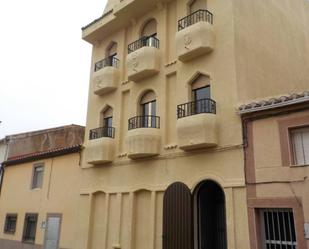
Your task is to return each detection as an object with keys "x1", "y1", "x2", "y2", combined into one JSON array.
[{"x1": 0, "y1": 0, "x2": 108, "y2": 138}]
